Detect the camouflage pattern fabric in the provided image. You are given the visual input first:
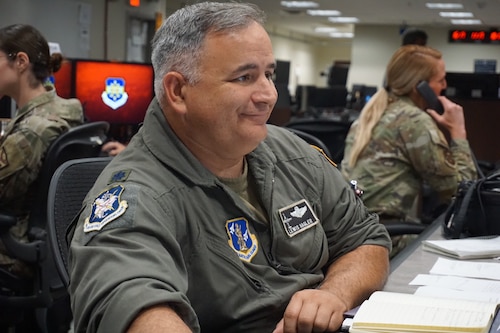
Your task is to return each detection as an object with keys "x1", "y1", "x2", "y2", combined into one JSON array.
[
  {"x1": 0, "y1": 86, "x2": 83, "y2": 277},
  {"x1": 341, "y1": 96, "x2": 477, "y2": 221}
]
